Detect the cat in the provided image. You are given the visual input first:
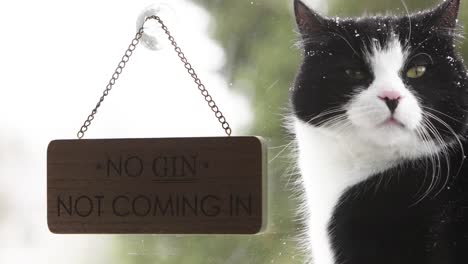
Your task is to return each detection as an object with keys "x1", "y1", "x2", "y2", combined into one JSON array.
[{"x1": 290, "y1": 0, "x2": 468, "y2": 263}]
